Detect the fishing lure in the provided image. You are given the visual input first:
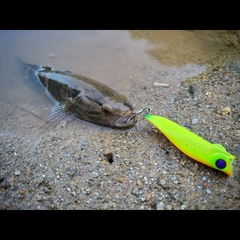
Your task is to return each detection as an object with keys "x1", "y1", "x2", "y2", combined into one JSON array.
[{"x1": 145, "y1": 114, "x2": 236, "y2": 176}]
